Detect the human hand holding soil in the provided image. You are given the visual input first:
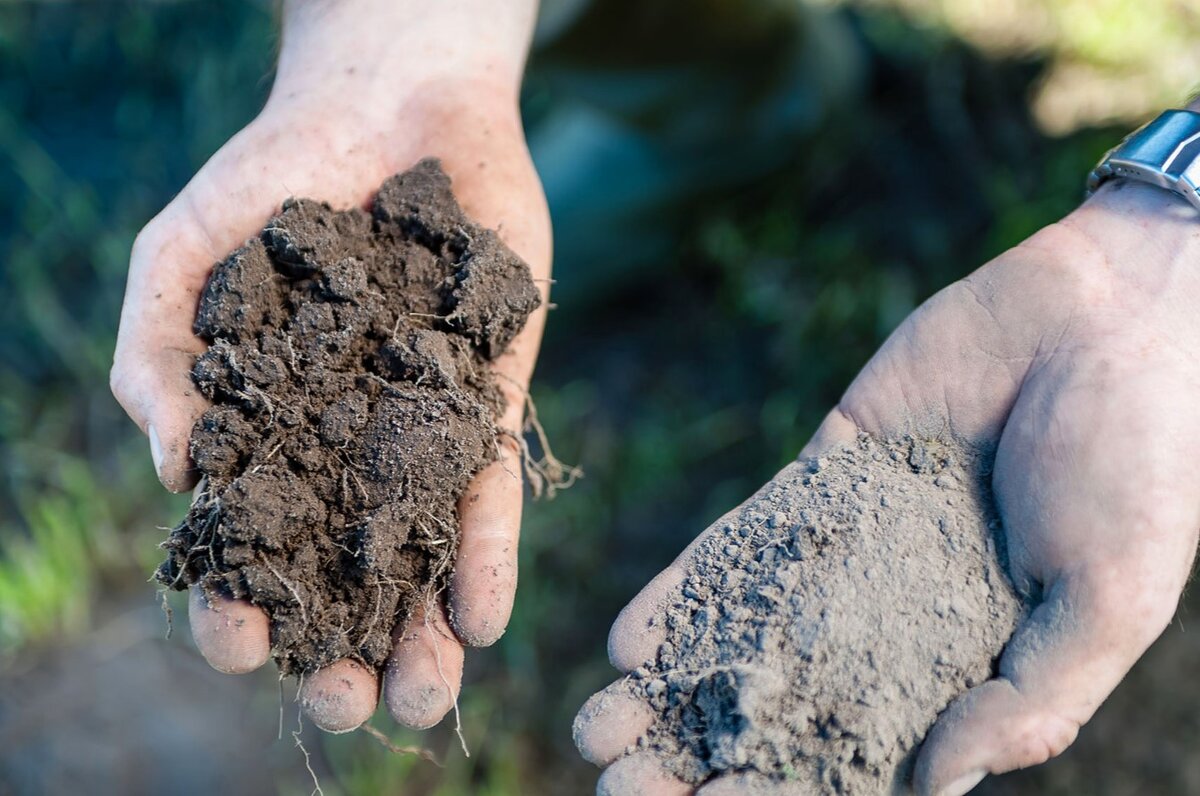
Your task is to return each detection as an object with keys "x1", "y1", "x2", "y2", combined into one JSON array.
[
  {"x1": 575, "y1": 179, "x2": 1200, "y2": 795},
  {"x1": 110, "y1": 0, "x2": 548, "y2": 733}
]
